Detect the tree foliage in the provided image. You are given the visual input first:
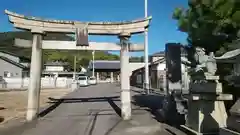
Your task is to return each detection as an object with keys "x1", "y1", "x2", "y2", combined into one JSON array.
[
  {"x1": 173, "y1": 0, "x2": 240, "y2": 55},
  {"x1": 129, "y1": 56, "x2": 144, "y2": 62},
  {"x1": 173, "y1": 1, "x2": 240, "y2": 96},
  {"x1": 43, "y1": 50, "x2": 119, "y2": 71}
]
